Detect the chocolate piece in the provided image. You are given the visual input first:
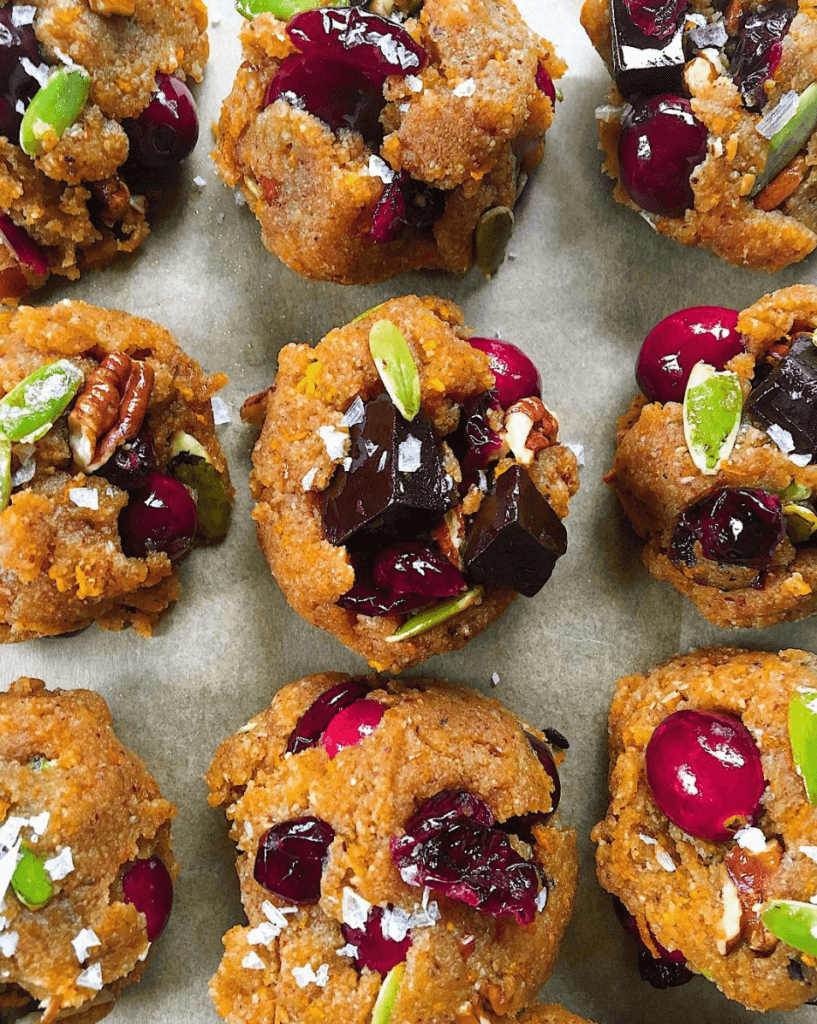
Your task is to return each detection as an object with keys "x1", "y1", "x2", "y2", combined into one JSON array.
[
  {"x1": 748, "y1": 334, "x2": 817, "y2": 463},
  {"x1": 611, "y1": 0, "x2": 687, "y2": 99},
  {"x1": 463, "y1": 464, "x2": 567, "y2": 597},
  {"x1": 322, "y1": 393, "x2": 456, "y2": 546}
]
